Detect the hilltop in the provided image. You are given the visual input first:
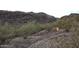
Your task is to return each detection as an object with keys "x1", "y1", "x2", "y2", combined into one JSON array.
[{"x1": 0, "y1": 10, "x2": 57, "y2": 24}]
